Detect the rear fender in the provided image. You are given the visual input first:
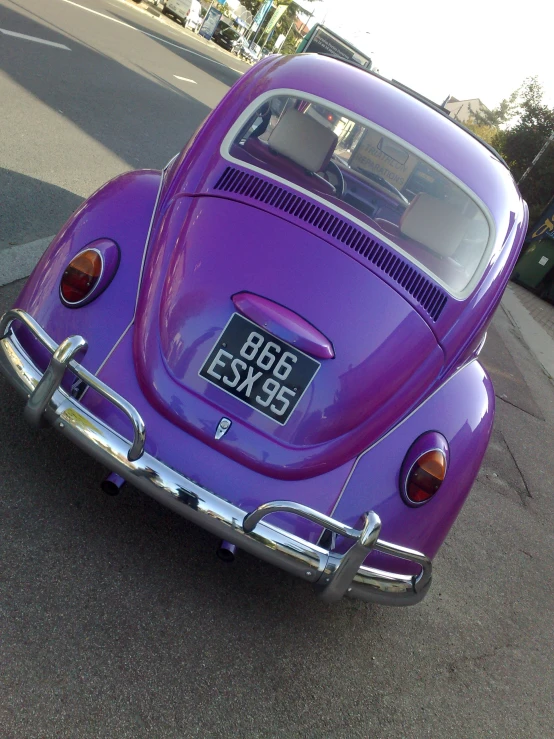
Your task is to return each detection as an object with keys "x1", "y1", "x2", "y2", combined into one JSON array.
[
  {"x1": 331, "y1": 359, "x2": 495, "y2": 574},
  {"x1": 13, "y1": 170, "x2": 162, "y2": 375}
]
